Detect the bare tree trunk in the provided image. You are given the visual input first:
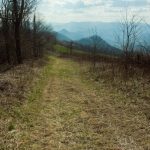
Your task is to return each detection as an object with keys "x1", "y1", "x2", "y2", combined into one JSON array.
[
  {"x1": 93, "y1": 46, "x2": 96, "y2": 68},
  {"x1": 13, "y1": 0, "x2": 23, "y2": 64},
  {"x1": 89, "y1": 28, "x2": 101, "y2": 70},
  {"x1": 33, "y1": 14, "x2": 38, "y2": 57},
  {"x1": 5, "y1": 30, "x2": 11, "y2": 64},
  {"x1": 0, "y1": 0, "x2": 11, "y2": 64},
  {"x1": 14, "y1": 21, "x2": 22, "y2": 63},
  {"x1": 69, "y1": 41, "x2": 73, "y2": 55},
  {"x1": 2, "y1": 20, "x2": 11, "y2": 64}
]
